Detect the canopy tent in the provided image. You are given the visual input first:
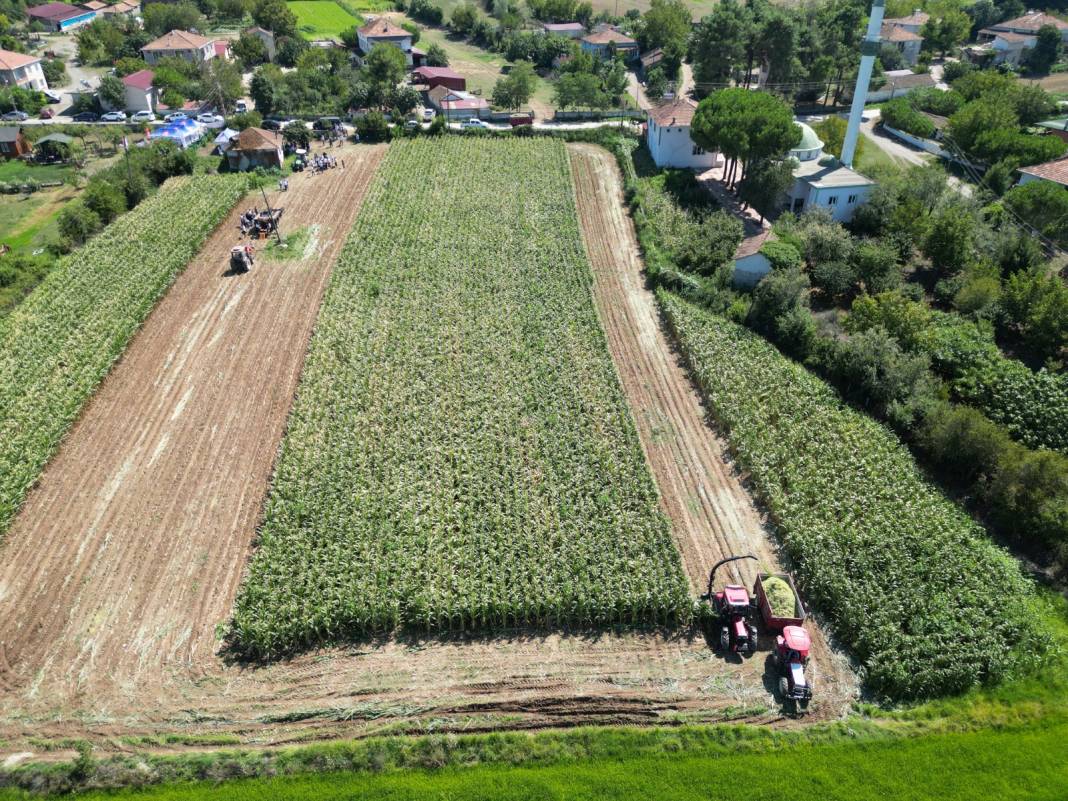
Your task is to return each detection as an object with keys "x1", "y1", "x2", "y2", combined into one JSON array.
[
  {"x1": 213, "y1": 127, "x2": 238, "y2": 146},
  {"x1": 151, "y1": 118, "x2": 205, "y2": 149}
]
